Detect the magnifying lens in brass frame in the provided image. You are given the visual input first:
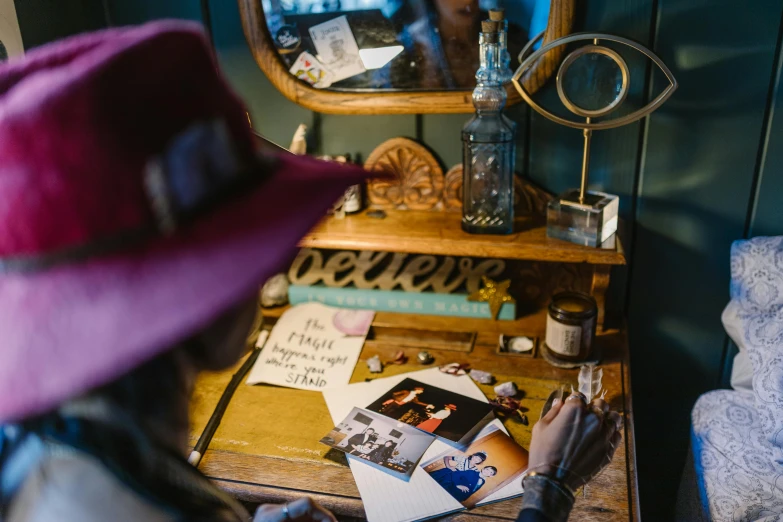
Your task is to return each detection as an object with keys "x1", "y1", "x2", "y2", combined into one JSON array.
[{"x1": 512, "y1": 33, "x2": 677, "y2": 248}]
